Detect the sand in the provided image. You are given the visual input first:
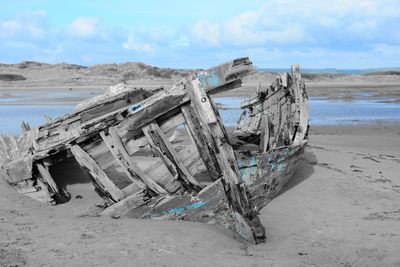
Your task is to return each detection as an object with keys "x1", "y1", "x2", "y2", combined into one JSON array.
[
  {"x1": 1, "y1": 123, "x2": 399, "y2": 266},
  {"x1": 1, "y1": 63, "x2": 400, "y2": 266}
]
